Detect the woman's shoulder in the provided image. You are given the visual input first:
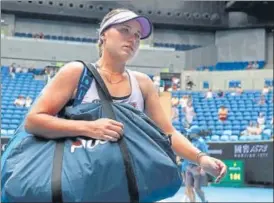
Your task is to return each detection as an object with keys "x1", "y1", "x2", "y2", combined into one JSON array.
[
  {"x1": 129, "y1": 70, "x2": 152, "y2": 84},
  {"x1": 60, "y1": 61, "x2": 85, "y2": 73},
  {"x1": 127, "y1": 70, "x2": 154, "y2": 97},
  {"x1": 55, "y1": 61, "x2": 85, "y2": 80}
]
